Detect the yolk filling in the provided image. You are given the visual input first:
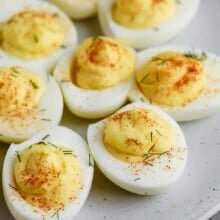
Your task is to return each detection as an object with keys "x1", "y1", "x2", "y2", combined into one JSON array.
[
  {"x1": 71, "y1": 36, "x2": 135, "y2": 90},
  {"x1": 14, "y1": 143, "x2": 81, "y2": 211},
  {"x1": 0, "y1": 66, "x2": 44, "y2": 117},
  {"x1": 111, "y1": 0, "x2": 176, "y2": 29},
  {"x1": 136, "y1": 51, "x2": 207, "y2": 107},
  {"x1": 103, "y1": 108, "x2": 173, "y2": 163},
  {"x1": 0, "y1": 11, "x2": 66, "y2": 59}
]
